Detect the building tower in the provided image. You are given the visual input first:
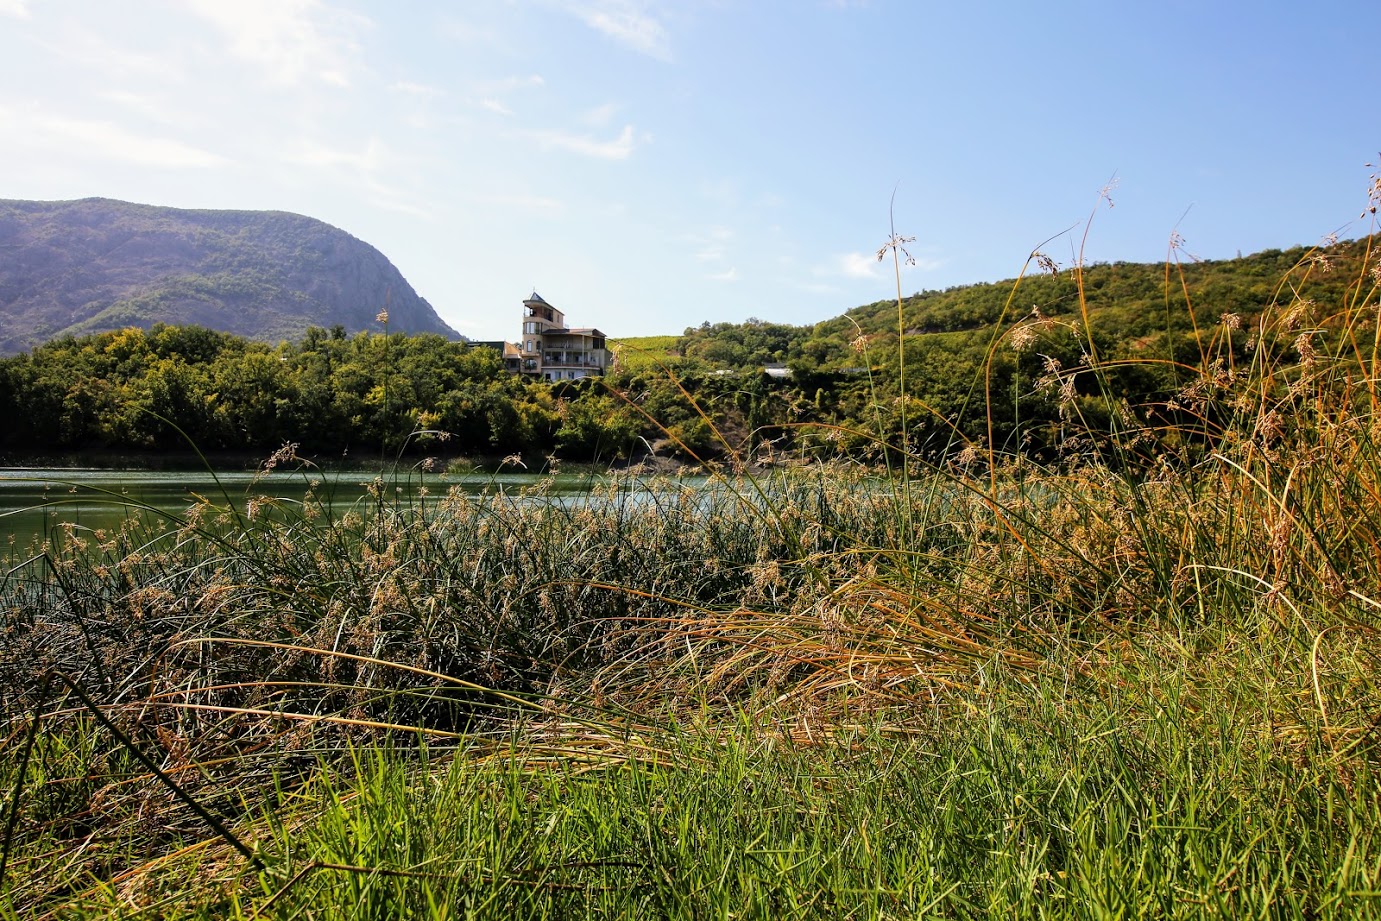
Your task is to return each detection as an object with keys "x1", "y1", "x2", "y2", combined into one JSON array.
[{"x1": 518, "y1": 292, "x2": 611, "y2": 381}]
